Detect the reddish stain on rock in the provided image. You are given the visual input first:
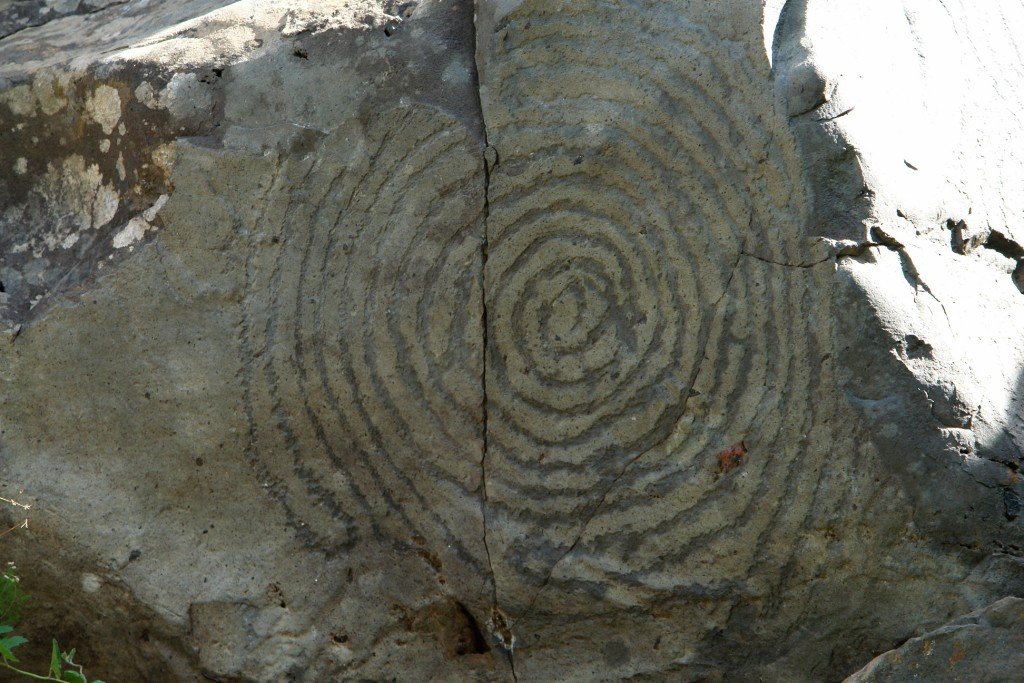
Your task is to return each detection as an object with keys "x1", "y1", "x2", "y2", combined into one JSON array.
[
  {"x1": 716, "y1": 441, "x2": 748, "y2": 474},
  {"x1": 948, "y1": 641, "x2": 966, "y2": 668}
]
